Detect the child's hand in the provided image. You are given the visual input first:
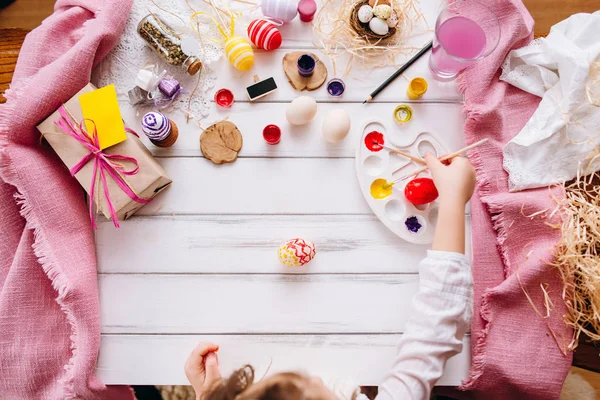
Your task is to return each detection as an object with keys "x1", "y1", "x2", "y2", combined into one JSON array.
[
  {"x1": 185, "y1": 342, "x2": 221, "y2": 400},
  {"x1": 424, "y1": 153, "x2": 476, "y2": 208}
]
